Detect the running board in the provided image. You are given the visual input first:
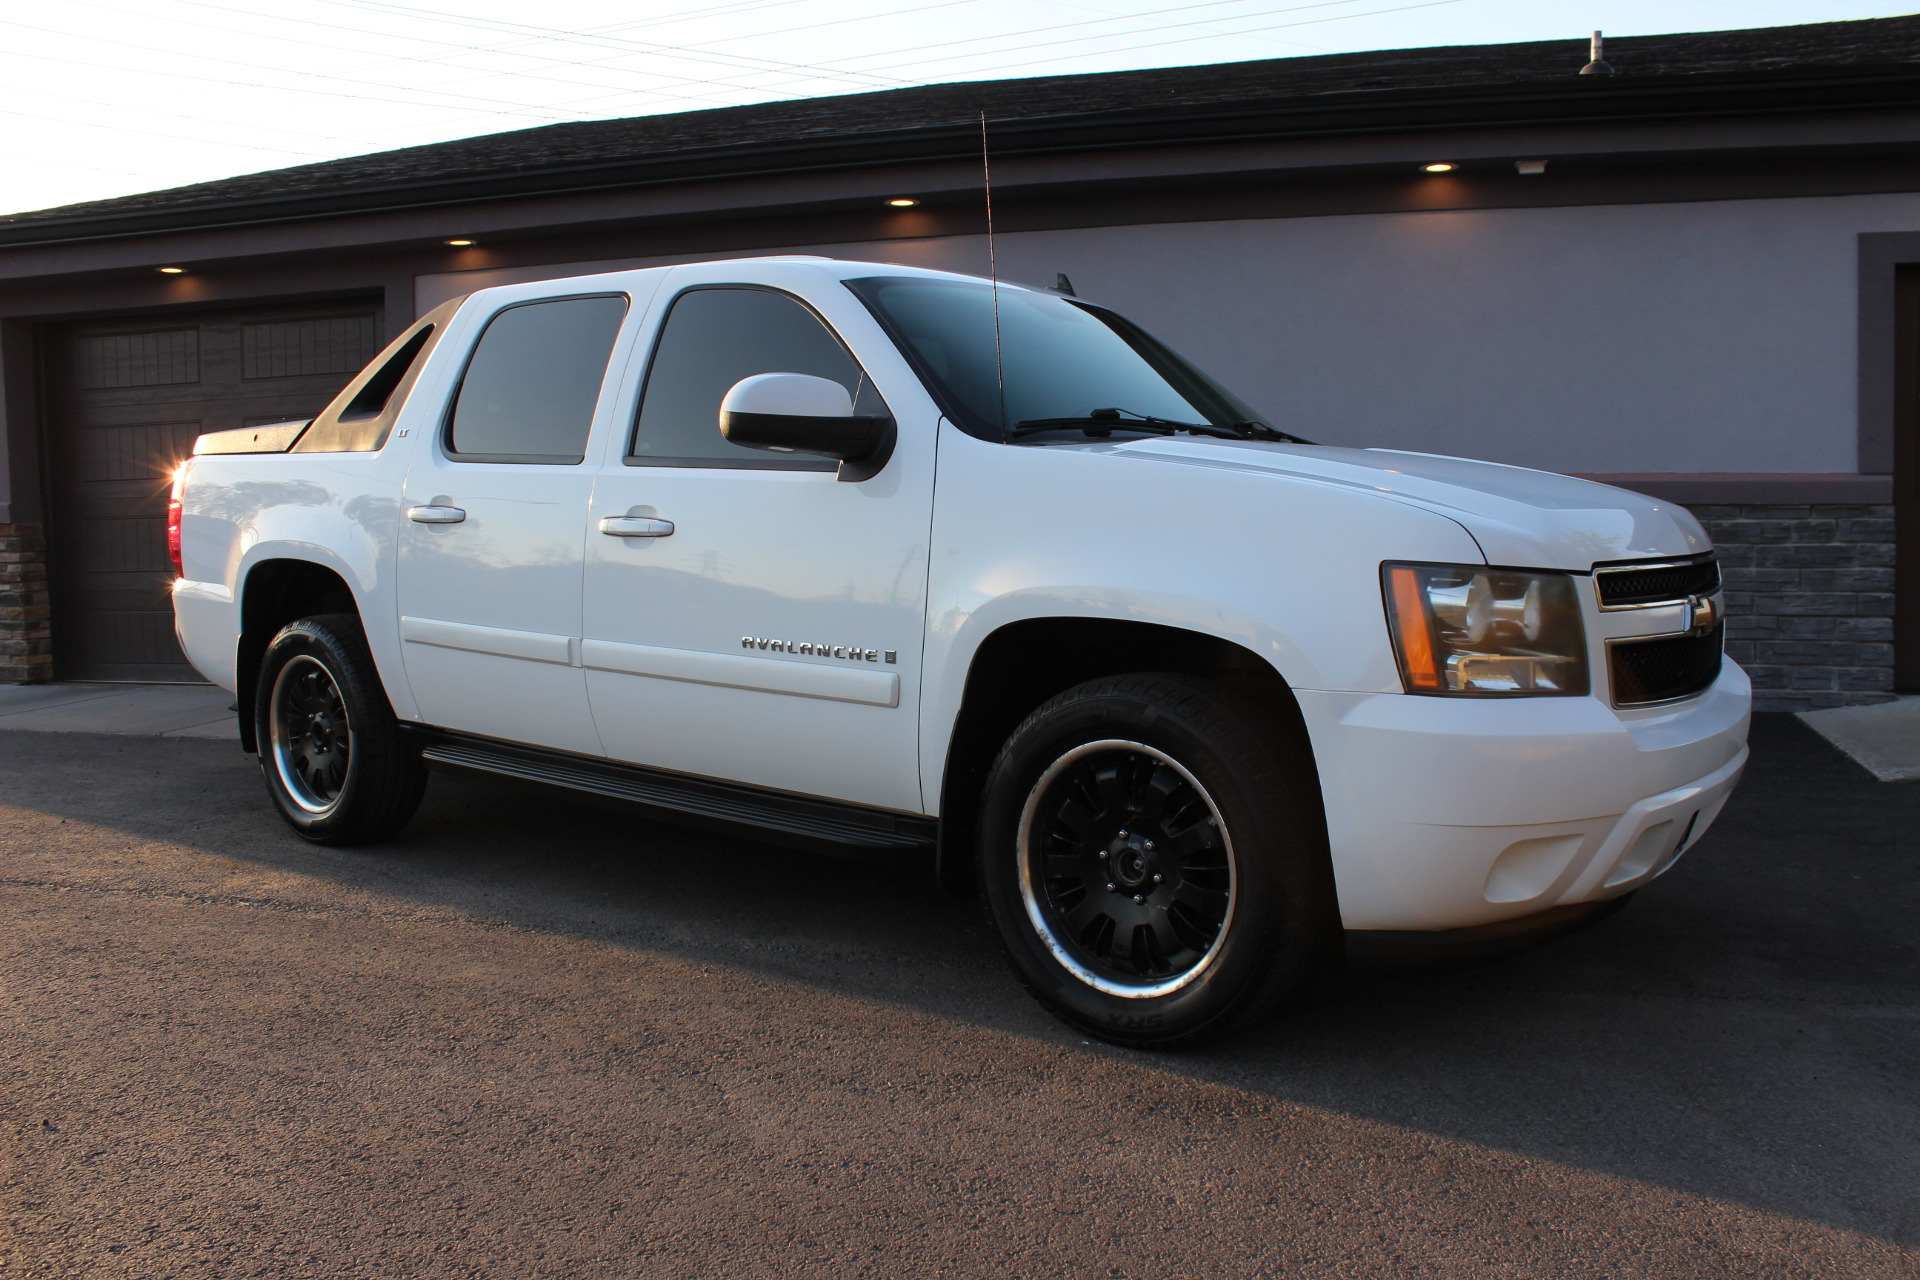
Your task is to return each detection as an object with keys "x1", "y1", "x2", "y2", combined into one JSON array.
[{"x1": 413, "y1": 732, "x2": 936, "y2": 858}]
